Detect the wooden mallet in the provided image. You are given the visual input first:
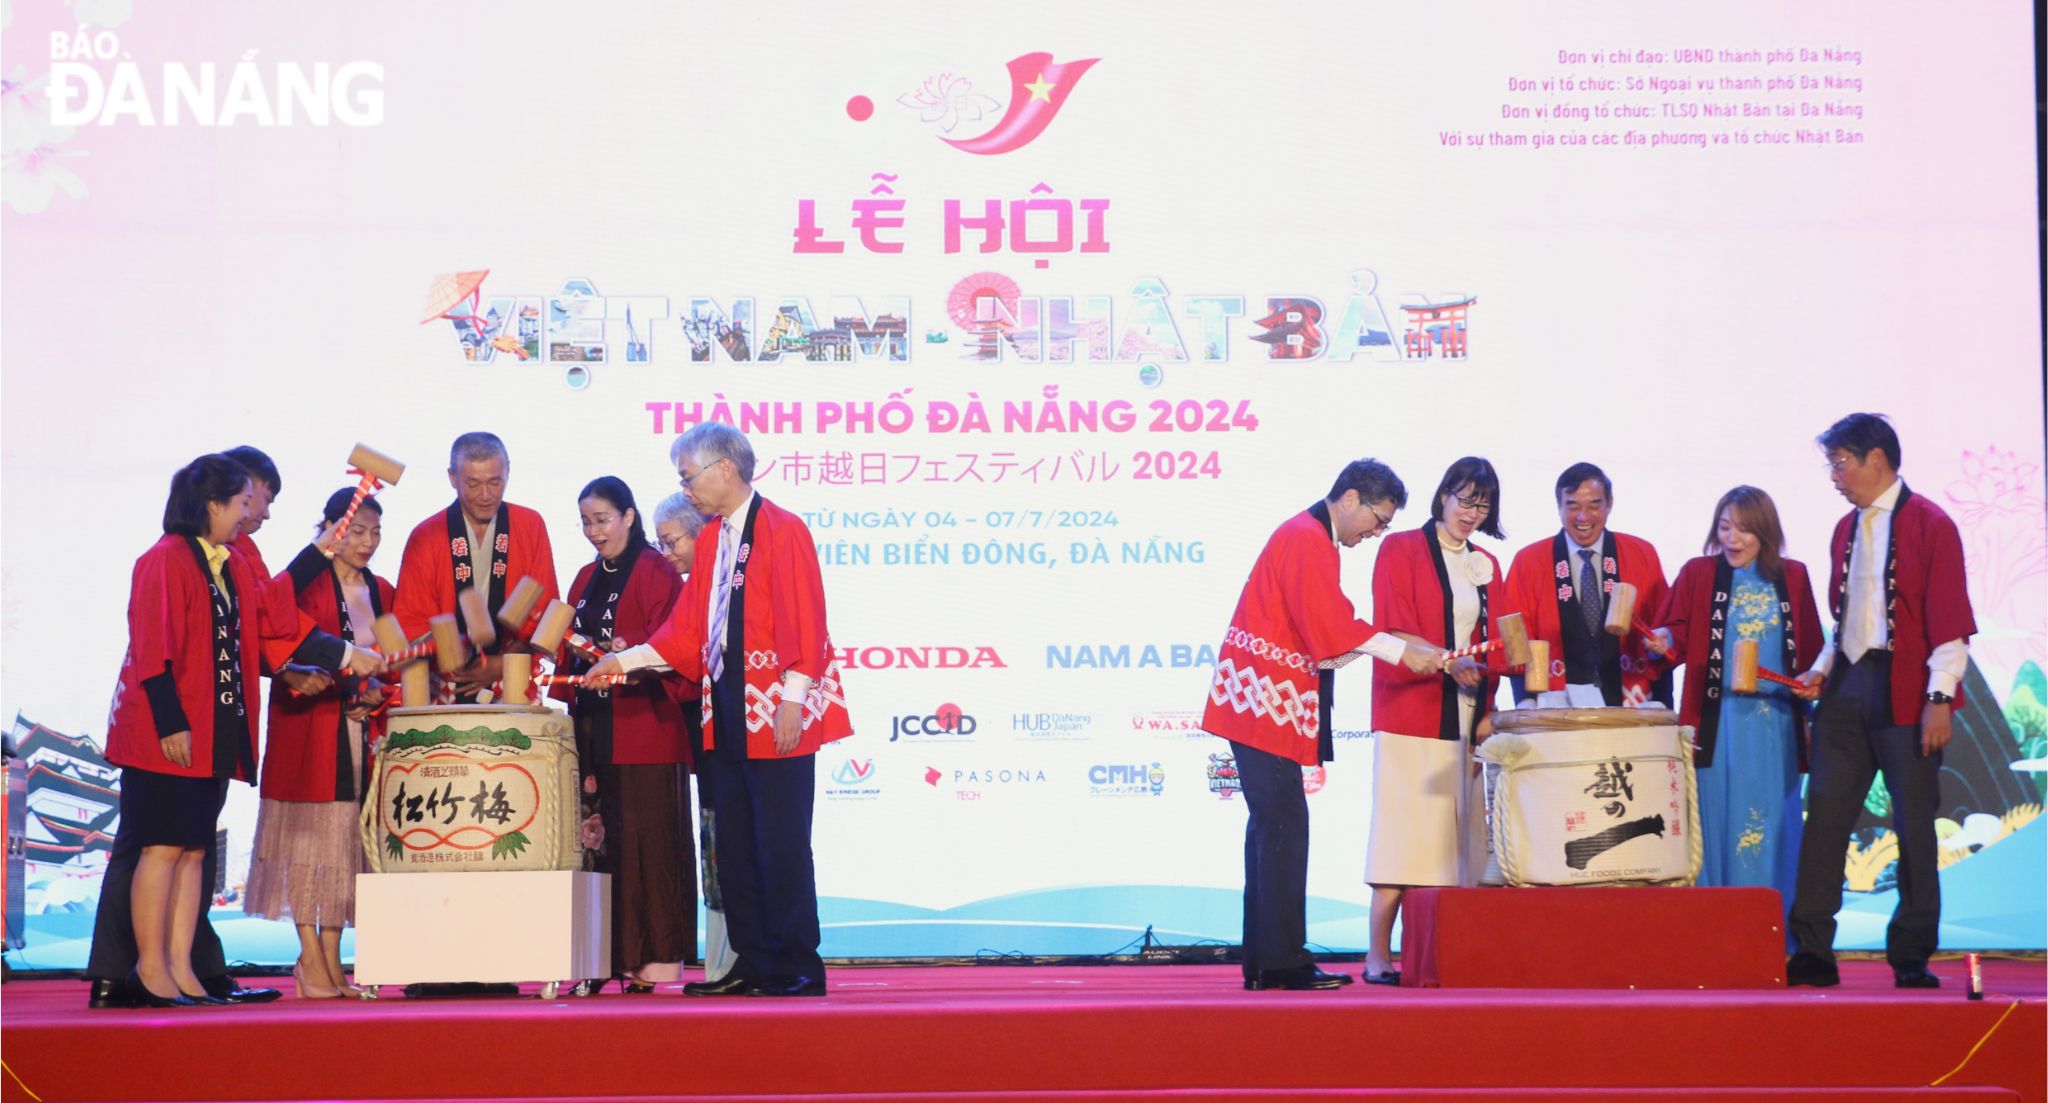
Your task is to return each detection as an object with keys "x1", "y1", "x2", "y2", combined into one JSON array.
[
  {"x1": 499, "y1": 652, "x2": 533, "y2": 703},
  {"x1": 1445, "y1": 612, "x2": 1534, "y2": 666},
  {"x1": 1731, "y1": 638, "x2": 1805, "y2": 694},
  {"x1": 372, "y1": 614, "x2": 432, "y2": 707},
  {"x1": 1524, "y1": 639, "x2": 1552, "y2": 695},
  {"x1": 429, "y1": 614, "x2": 469, "y2": 676},
  {"x1": 496, "y1": 576, "x2": 547, "y2": 640},
  {"x1": 1602, "y1": 581, "x2": 1667, "y2": 652},
  {"x1": 458, "y1": 587, "x2": 497, "y2": 653},
  {"x1": 529, "y1": 600, "x2": 608, "y2": 663},
  {"x1": 324, "y1": 444, "x2": 406, "y2": 558}
]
